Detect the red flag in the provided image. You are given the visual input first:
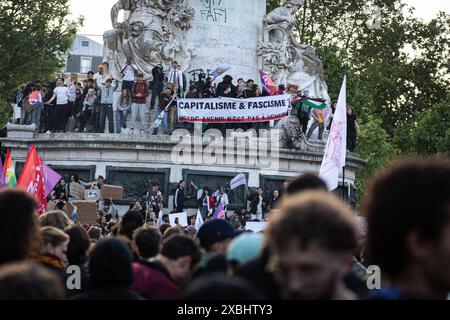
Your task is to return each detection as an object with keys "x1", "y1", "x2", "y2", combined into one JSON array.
[
  {"x1": 16, "y1": 145, "x2": 46, "y2": 215},
  {"x1": 260, "y1": 70, "x2": 277, "y2": 96}
]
